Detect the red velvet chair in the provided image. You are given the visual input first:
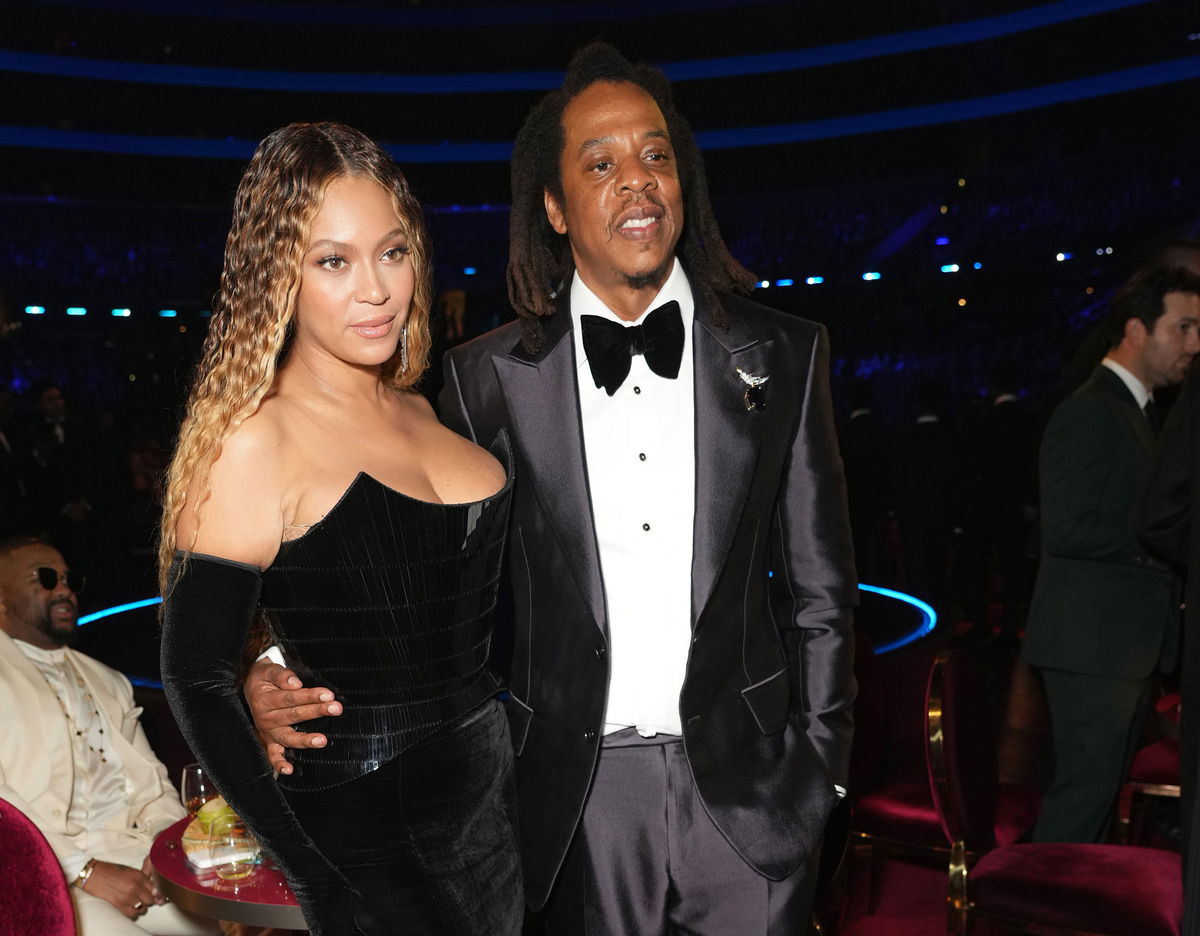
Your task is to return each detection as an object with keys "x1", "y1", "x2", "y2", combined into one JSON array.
[
  {"x1": 849, "y1": 639, "x2": 1039, "y2": 912},
  {"x1": 1116, "y1": 736, "x2": 1181, "y2": 845},
  {"x1": 926, "y1": 649, "x2": 1182, "y2": 936},
  {"x1": 0, "y1": 797, "x2": 77, "y2": 936}
]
